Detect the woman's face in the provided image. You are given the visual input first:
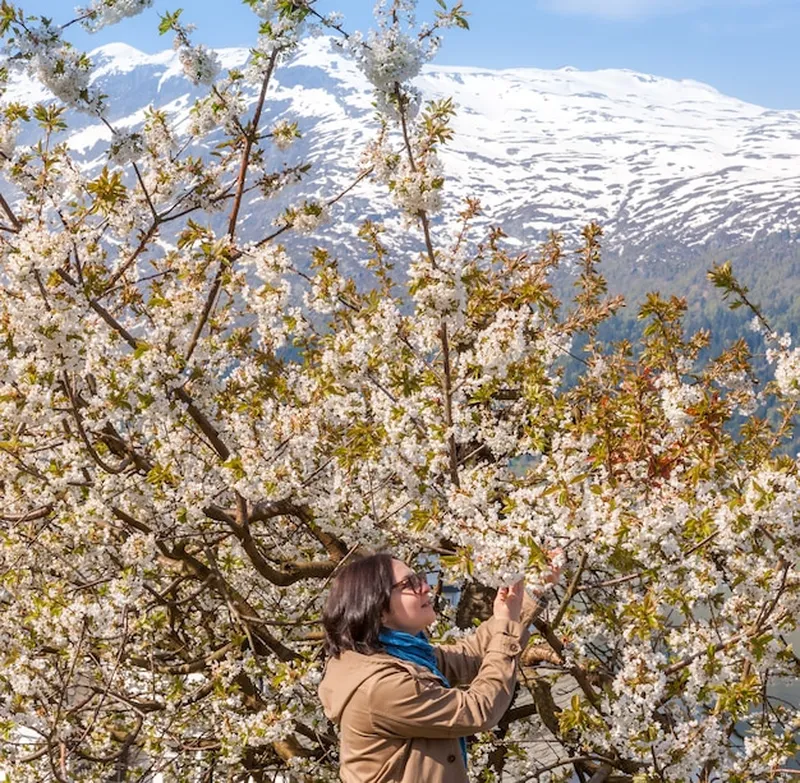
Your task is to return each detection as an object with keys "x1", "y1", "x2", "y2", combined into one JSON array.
[{"x1": 382, "y1": 559, "x2": 436, "y2": 634}]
